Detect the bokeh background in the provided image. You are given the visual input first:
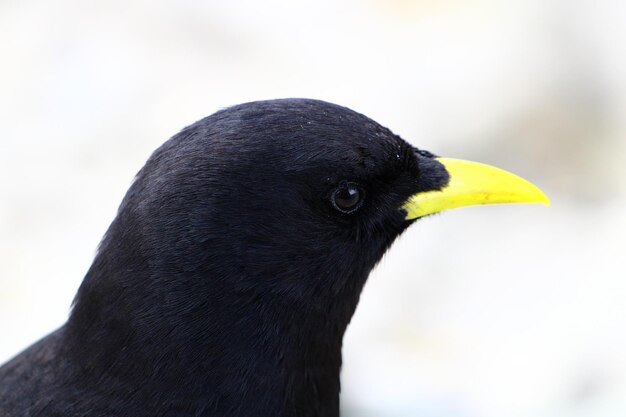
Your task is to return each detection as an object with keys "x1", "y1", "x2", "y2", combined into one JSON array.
[{"x1": 1, "y1": 1, "x2": 625, "y2": 416}]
